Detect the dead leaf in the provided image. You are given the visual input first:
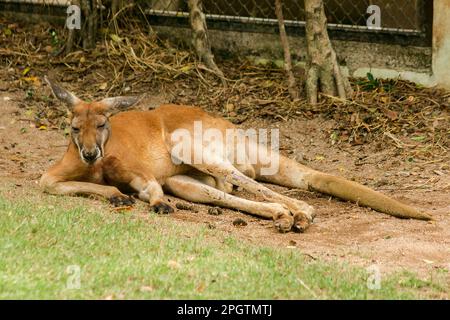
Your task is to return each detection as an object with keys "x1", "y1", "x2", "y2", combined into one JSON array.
[
  {"x1": 350, "y1": 113, "x2": 360, "y2": 124},
  {"x1": 380, "y1": 96, "x2": 389, "y2": 104},
  {"x1": 315, "y1": 155, "x2": 325, "y2": 161},
  {"x1": 384, "y1": 109, "x2": 398, "y2": 121},
  {"x1": 168, "y1": 260, "x2": 181, "y2": 269},
  {"x1": 109, "y1": 34, "x2": 123, "y2": 43},
  {"x1": 23, "y1": 76, "x2": 41, "y2": 87},
  {"x1": 180, "y1": 65, "x2": 192, "y2": 73},
  {"x1": 140, "y1": 286, "x2": 154, "y2": 292},
  {"x1": 225, "y1": 103, "x2": 235, "y2": 112},
  {"x1": 110, "y1": 206, "x2": 133, "y2": 212},
  {"x1": 262, "y1": 80, "x2": 274, "y2": 88},
  {"x1": 411, "y1": 135, "x2": 426, "y2": 142},
  {"x1": 196, "y1": 282, "x2": 205, "y2": 292},
  {"x1": 22, "y1": 67, "x2": 30, "y2": 76}
]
